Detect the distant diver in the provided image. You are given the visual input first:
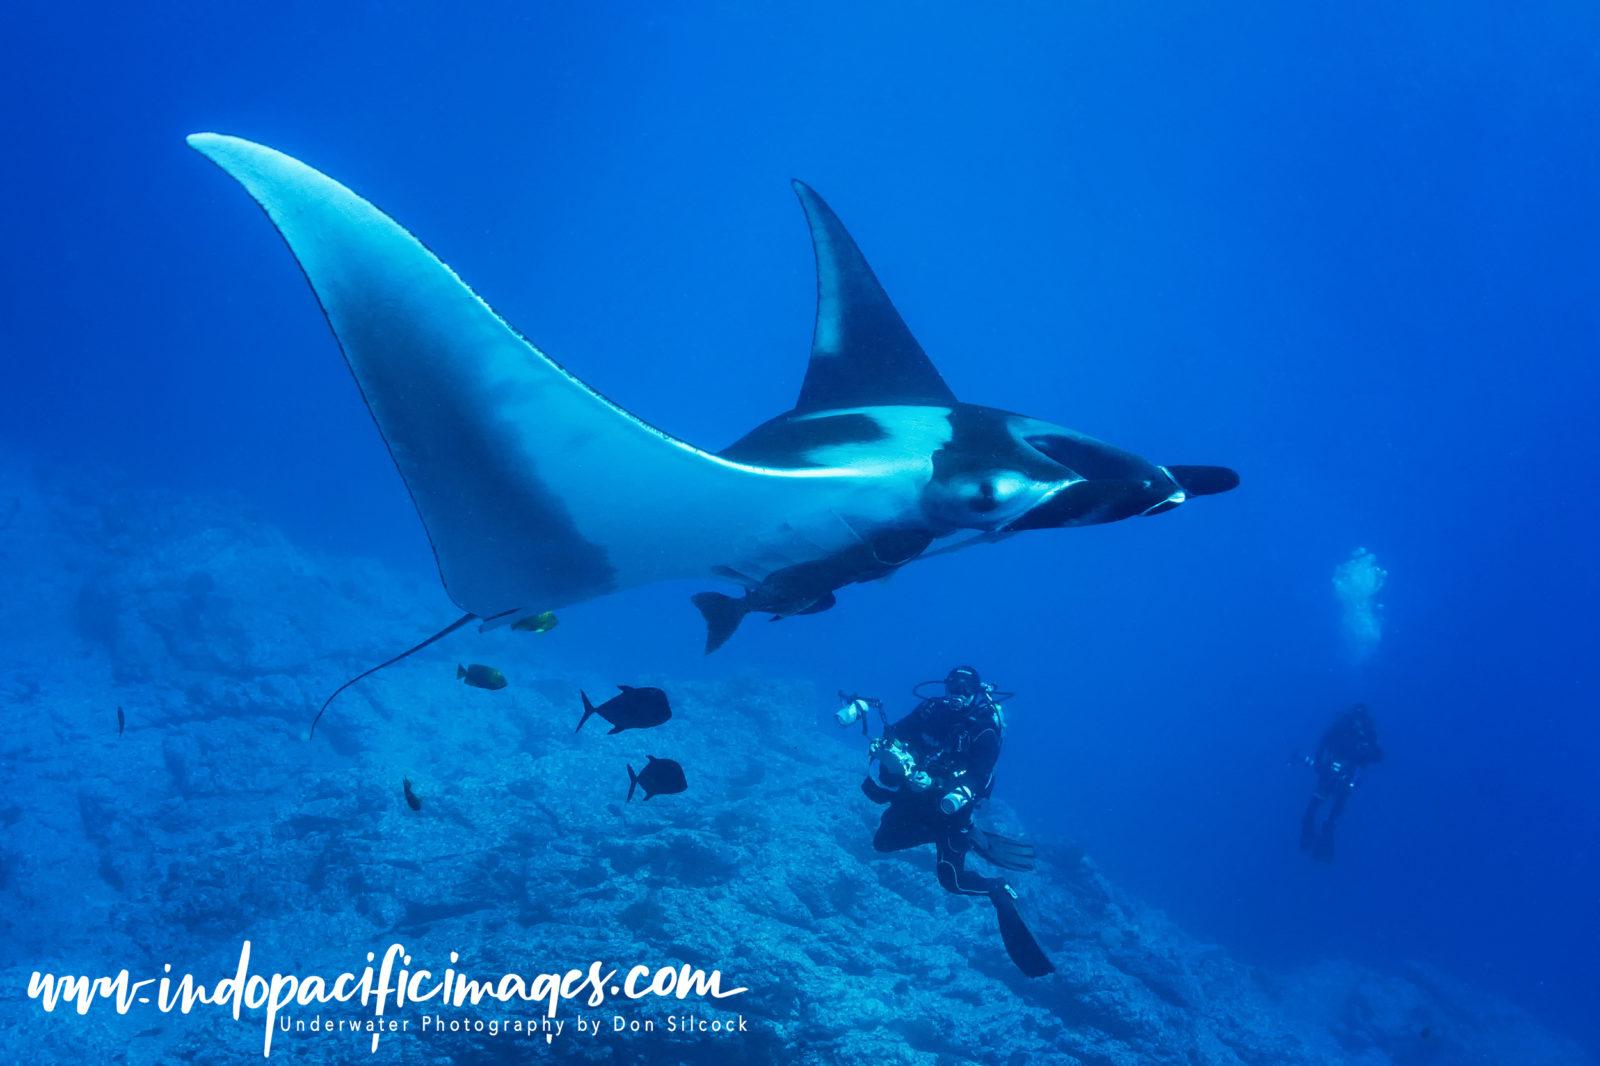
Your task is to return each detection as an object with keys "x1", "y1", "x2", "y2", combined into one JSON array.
[
  {"x1": 116, "y1": 705, "x2": 125, "y2": 737},
  {"x1": 1297, "y1": 703, "x2": 1383, "y2": 862},
  {"x1": 402, "y1": 777, "x2": 423, "y2": 811},
  {"x1": 189, "y1": 134, "x2": 1238, "y2": 663},
  {"x1": 845, "y1": 666, "x2": 1053, "y2": 977}
]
